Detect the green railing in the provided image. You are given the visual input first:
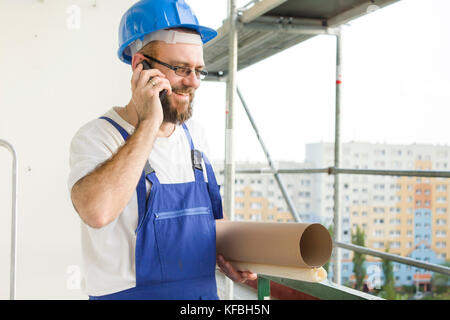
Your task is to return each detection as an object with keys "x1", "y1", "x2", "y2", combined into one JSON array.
[{"x1": 257, "y1": 275, "x2": 384, "y2": 300}]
